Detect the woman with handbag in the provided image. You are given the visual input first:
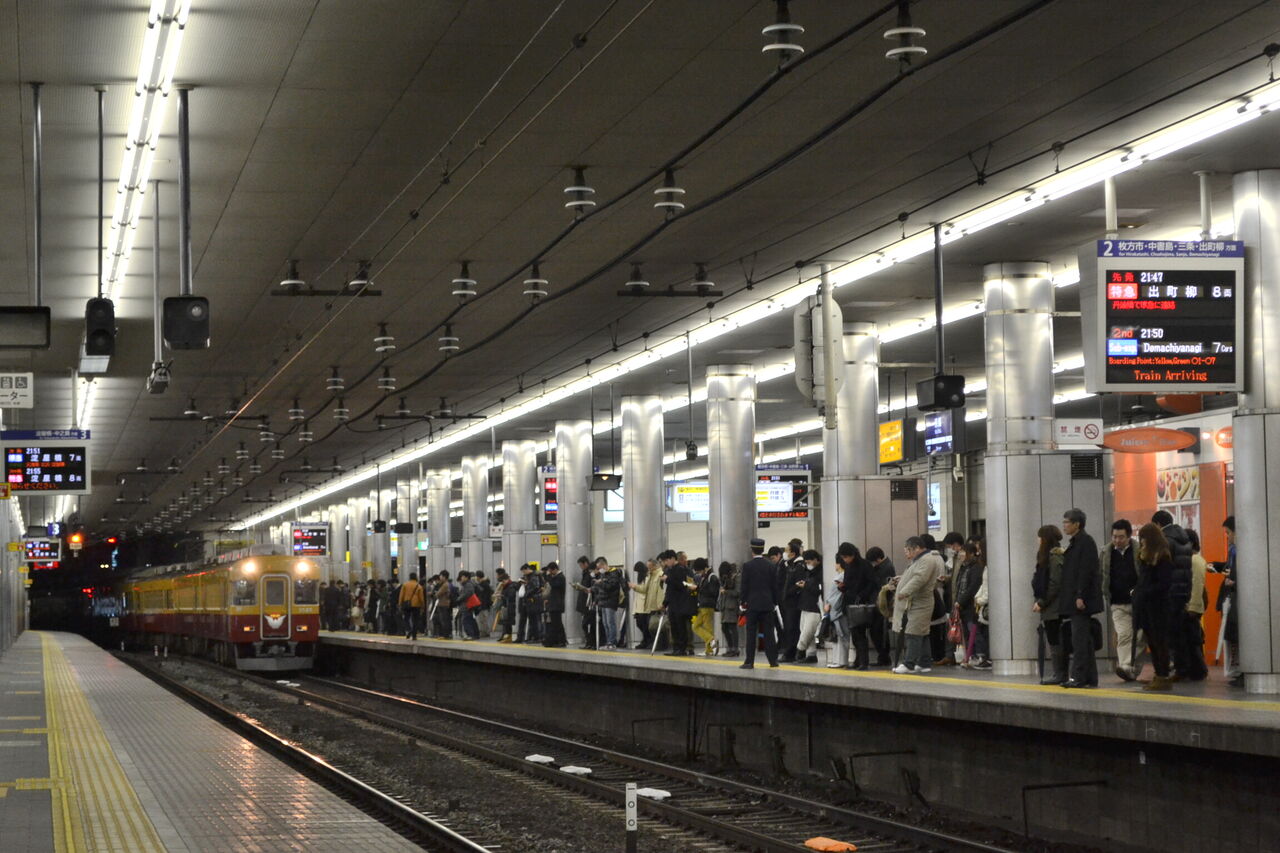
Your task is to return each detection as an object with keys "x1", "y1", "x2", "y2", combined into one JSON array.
[
  {"x1": 955, "y1": 542, "x2": 985, "y2": 667},
  {"x1": 838, "y1": 542, "x2": 877, "y2": 670},
  {"x1": 823, "y1": 554, "x2": 849, "y2": 668}
]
